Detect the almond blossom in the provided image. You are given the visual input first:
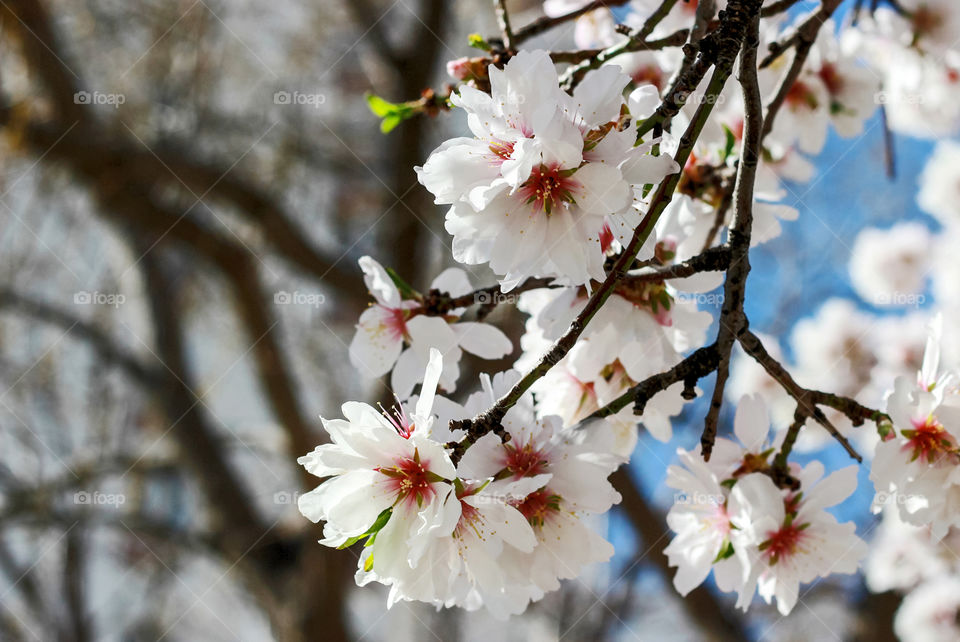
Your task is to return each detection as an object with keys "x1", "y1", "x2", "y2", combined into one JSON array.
[
  {"x1": 664, "y1": 395, "x2": 781, "y2": 597},
  {"x1": 349, "y1": 256, "x2": 512, "y2": 396},
  {"x1": 728, "y1": 463, "x2": 866, "y2": 615},
  {"x1": 894, "y1": 576, "x2": 960, "y2": 642},
  {"x1": 849, "y1": 222, "x2": 932, "y2": 307},
  {"x1": 665, "y1": 396, "x2": 867, "y2": 615},
  {"x1": 298, "y1": 349, "x2": 457, "y2": 593},
  {"x1": 456, "y1": 381, "x2": 622, "y2": 601},
  {"x1": 871, "y1": 318, "x2": 960, "y2": 538},
  {"x1": 416, "y1": 49, "x2": 678, "y2": 289}
]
